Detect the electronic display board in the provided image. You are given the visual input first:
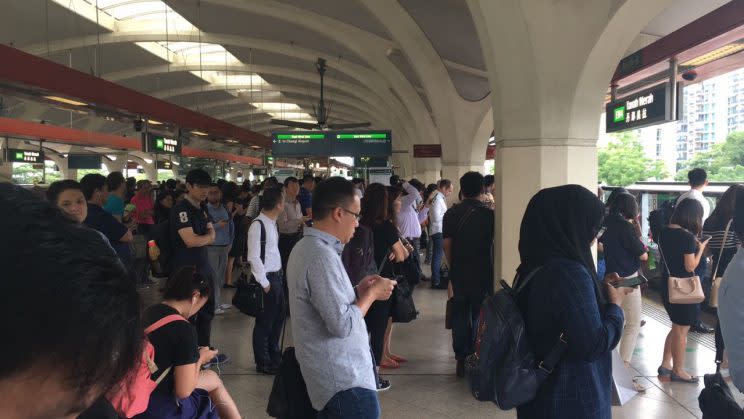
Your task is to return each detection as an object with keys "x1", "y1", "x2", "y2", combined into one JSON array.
[
  {"x1": 271, "y1": 133, "x2": 330, "y2": 157},
  {"x1": 331, "y1": 131, "x2": 391, "y2": 157},
  {"x1": 606, "y1": 83, "x2": 682, "y2": 133},
  {"x1": 156, "y1": 160, "x2": 173, "y2": 170},
  {"x1": 68, "y1": 154, "x2": 102, "y2": 169},
  {"x1": 271, "y1": 130, "x2": 392, "y2": 157},
  {"x1": 4, "y1": 148, "x2": 44, "y2": 163},
  {"x1": 142, "y1": 133, "x2": 182, "y2": 155}
]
